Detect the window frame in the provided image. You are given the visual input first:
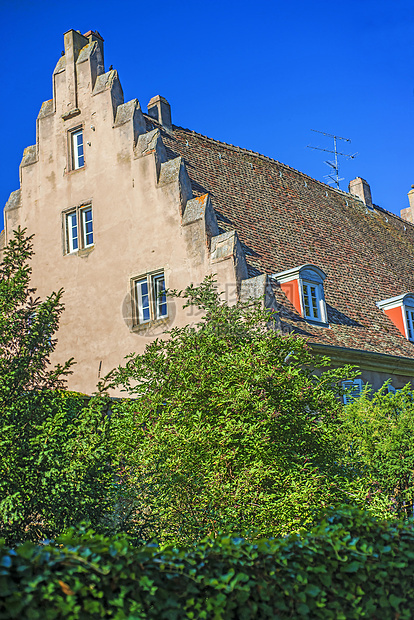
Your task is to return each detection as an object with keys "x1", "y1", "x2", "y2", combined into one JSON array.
[
  {"x1": 404, "y1": 305, "x2": 414, "y2": 342},
  {"x1": 81, "y1": 206, "x2": 94, "y2": 248},
  {"x1": 152, "y1": 273, "x2": 168, "y2": 320},
  {"x1": 66, "y1": 210, "x2": 79, "y2": 253},
  {"x1": 132, "y1": 271, "x2": 168, "y2": 327},
  {"x1": 298, "y1": 268, "x2": 327, "y2": 325},
  {"x1": 135, "y1": 277, "x2": 151, "y2": 324},
  {"x1": 301, "y1": 279, "x2": 326, "y2": 323},
  {"x1": 64, "y1": 204, "x2": 94, "y2": 255},
  {"x1": 69, "y1": 127, "x2": 85, "y2": 171}
]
